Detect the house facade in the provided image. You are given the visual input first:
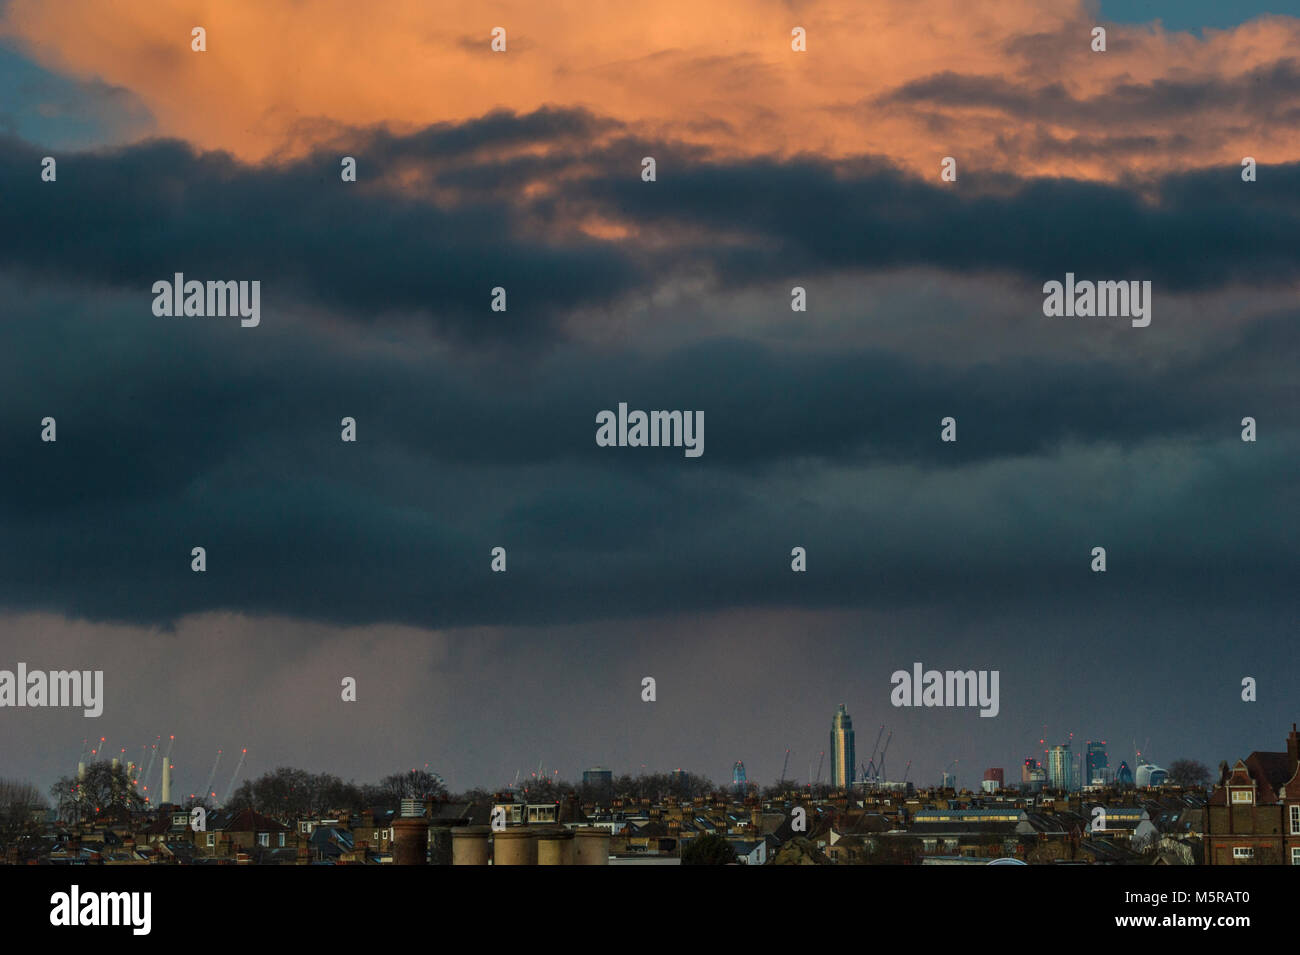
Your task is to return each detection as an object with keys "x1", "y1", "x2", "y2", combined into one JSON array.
[{"x1": 1204, "y1": 724, "x2": 1300, "y2": 865}]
